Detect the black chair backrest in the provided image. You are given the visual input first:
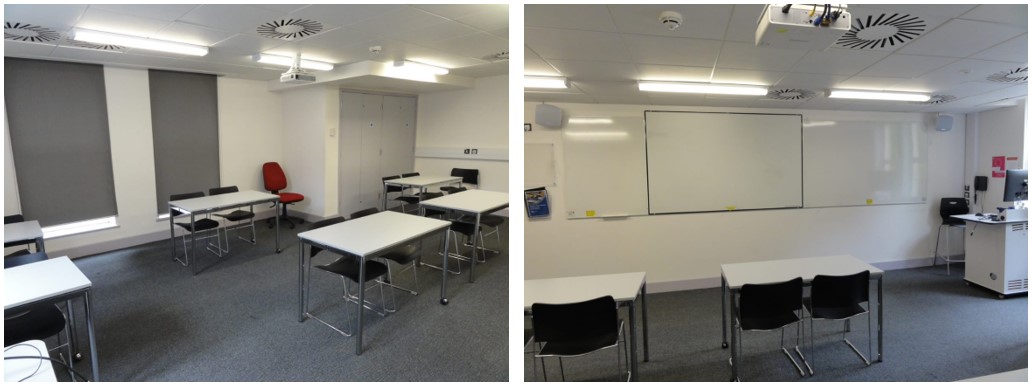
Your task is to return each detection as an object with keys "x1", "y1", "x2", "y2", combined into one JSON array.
[
  {"x1": 939, "y1": 198, "x2": 968, "y2": 223},
  {"x1": 349, "y1": 207, "x2": 379, "y2": 220},
  {"x1": 383, "y1": 175, "x2": 402, "y2": 193},
  {"x1": 209, "y1": 186, "x2": 240, "y2": 196},
  {"x1": 401, "y1": 172, "x2": 419, "y2": 178},
  {"x1": 169, "y1": 192, "x2": 205, "y2": 217},
  {"x1": 4, "y1": 252, "x2": 49, "y2": 269},
  {"x1": 739, "y1": 277, "x2": 803, "y2": 327},
  {"x1": 531, "y1": 295, "x2": 617, "y2": 344},
  {"x1": 421, "y1": 192, "x2": 444, "y2": 200},
  {"x1": 451, "y1": 168, "x2": 479, "y2": 185},
  {"x1": 308, "y1": 217, "x2": 347, "y2": 257},
  {"x1": 453, "y1": 187, "x2": 468, "y2": 193},
  {"x1": 811, "y1": 270, "x2": 870, "y2": 308},
  {"x1": 4, "y1": 214, "x2": 25, "y2": 224}
]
